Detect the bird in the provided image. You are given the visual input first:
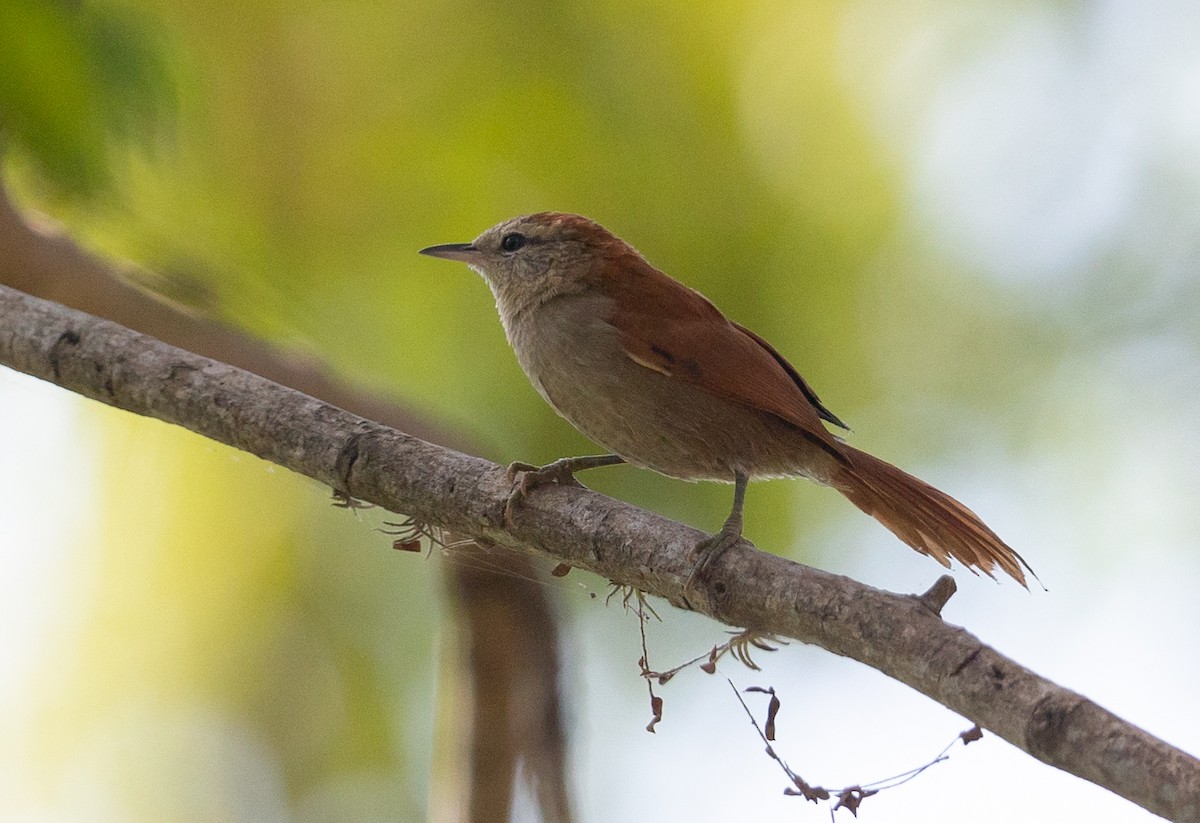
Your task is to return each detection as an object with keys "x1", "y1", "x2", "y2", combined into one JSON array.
[{"x1": 420, "y1": 212, "x2": 1033, "y2": 586}]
